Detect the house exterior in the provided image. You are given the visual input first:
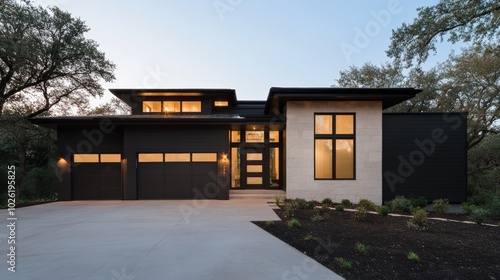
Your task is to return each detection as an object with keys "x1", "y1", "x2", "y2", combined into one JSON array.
[{"x1": 31, "y1": 88, "x2": 467, "y2": 204}]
